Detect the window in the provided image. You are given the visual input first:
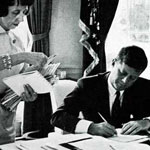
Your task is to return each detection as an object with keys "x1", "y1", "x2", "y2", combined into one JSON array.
[{"x1": 105, "y1": 0, "x2": 150, "y2": 79}]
